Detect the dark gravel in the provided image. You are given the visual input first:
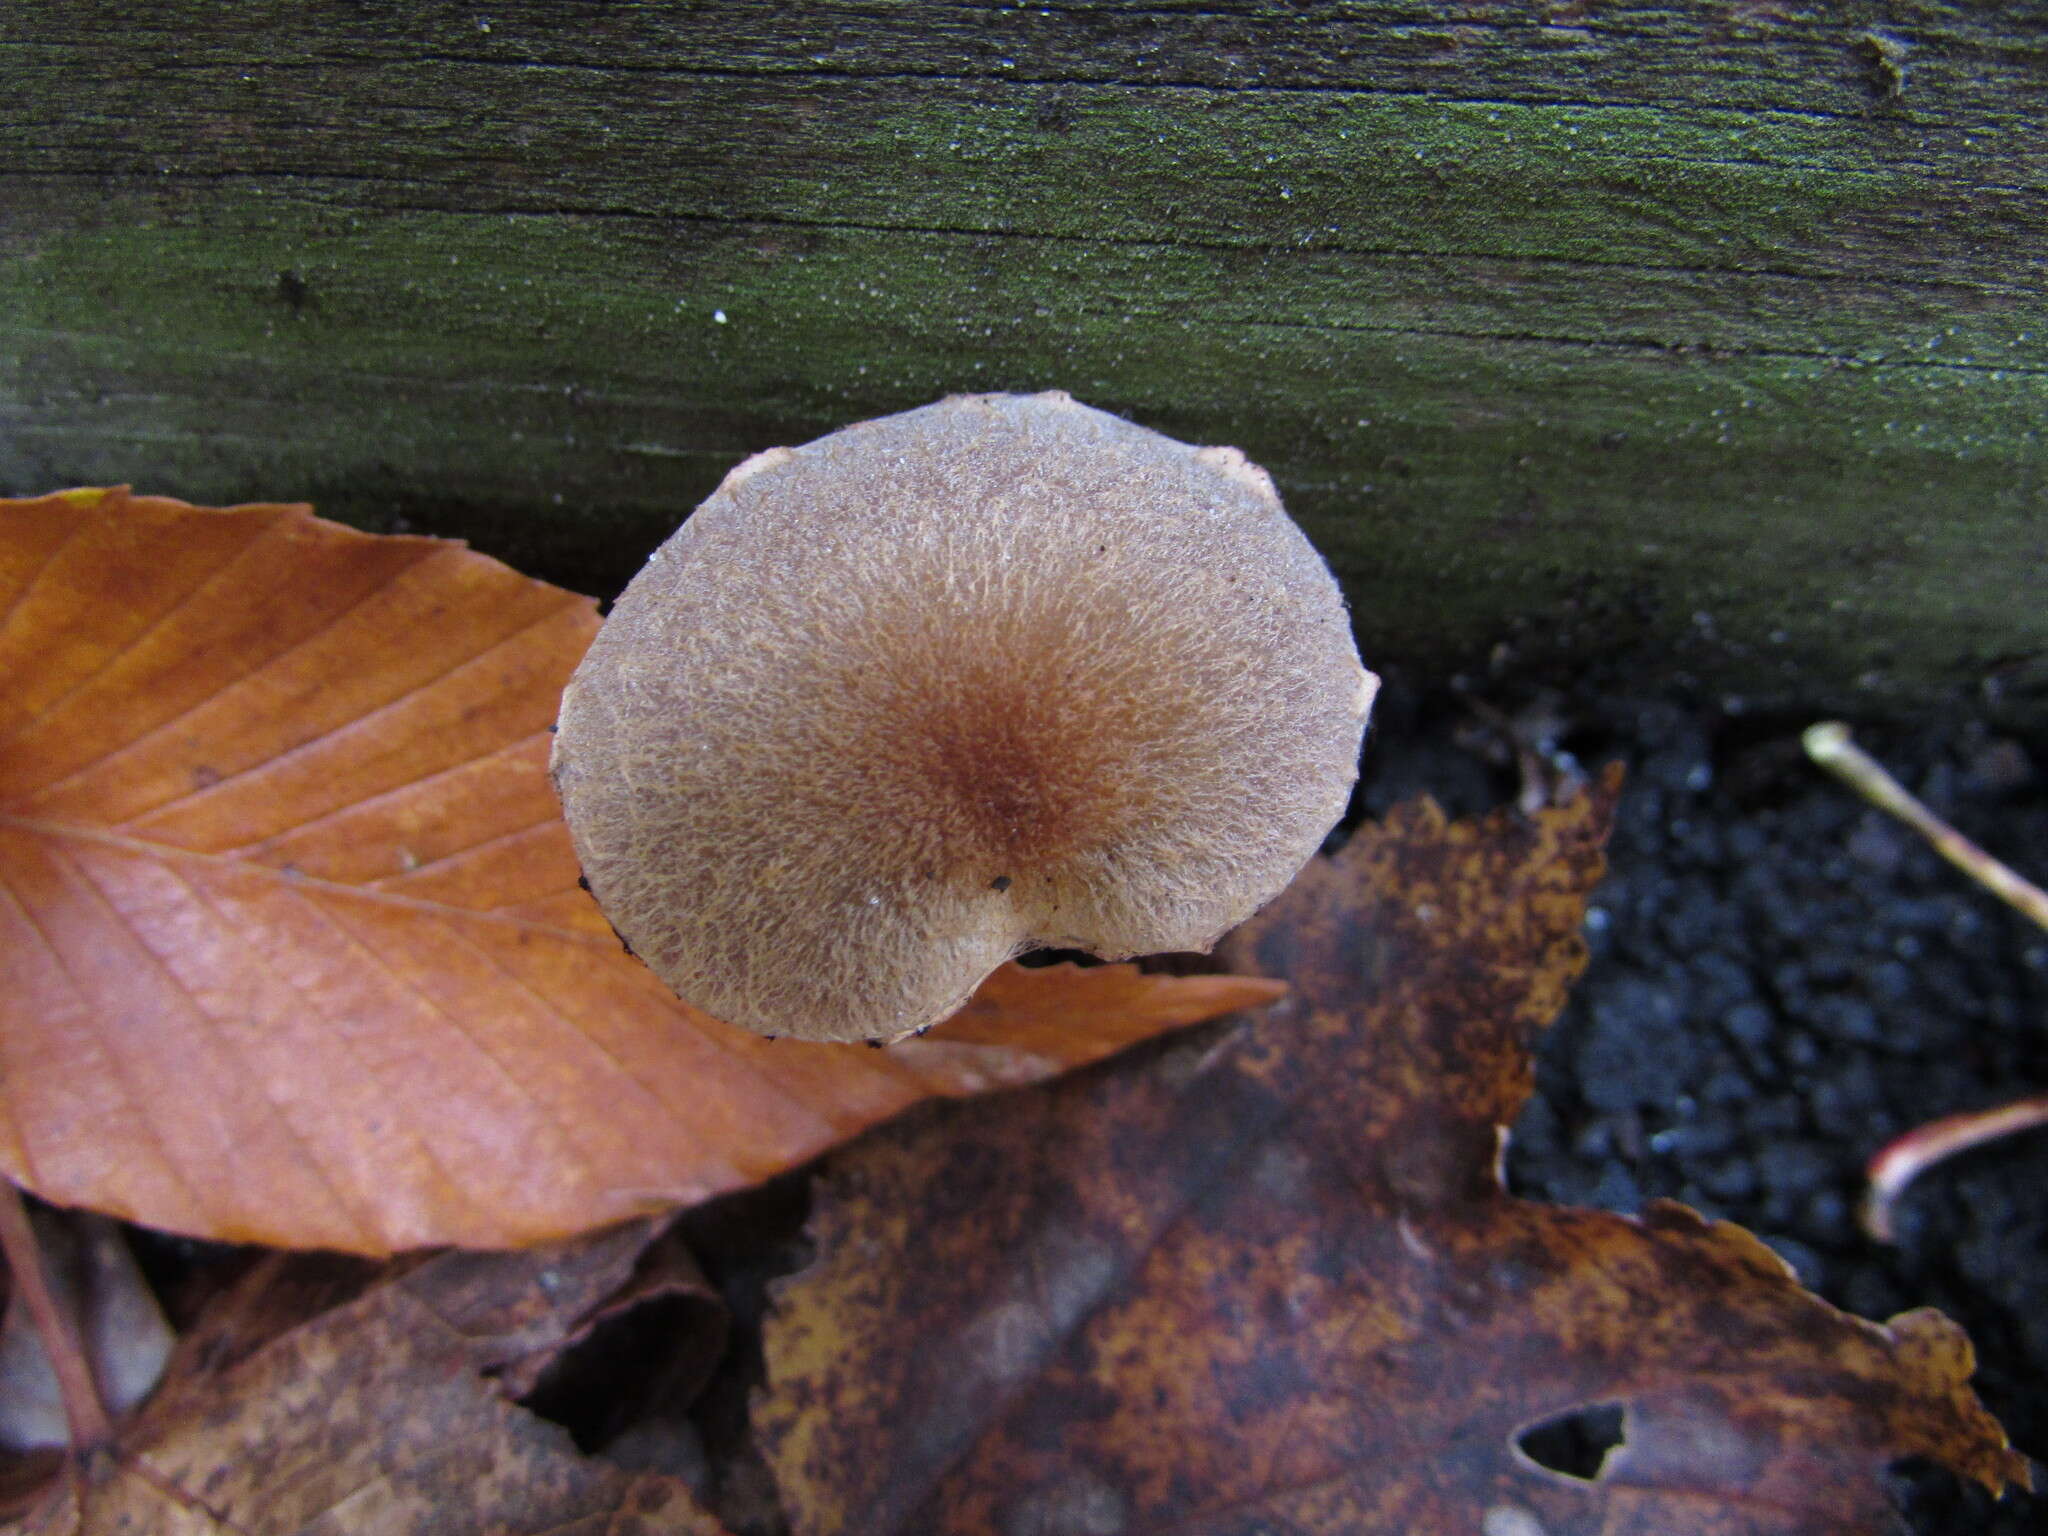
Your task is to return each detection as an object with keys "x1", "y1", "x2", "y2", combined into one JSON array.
[{"x1": 1356, "y1": 685, "x2": 2048, "y2": 1534}]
